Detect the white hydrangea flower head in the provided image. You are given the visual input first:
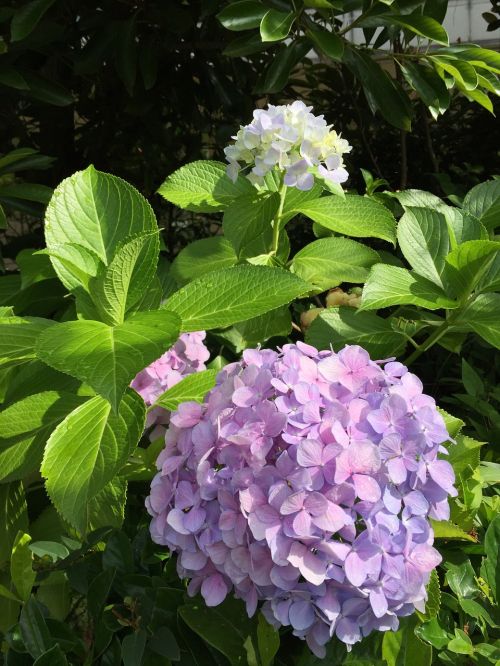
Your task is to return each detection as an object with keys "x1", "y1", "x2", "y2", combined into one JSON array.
[{"x1": 224, "y1": 100, "x2": 352, "y2": 191}]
